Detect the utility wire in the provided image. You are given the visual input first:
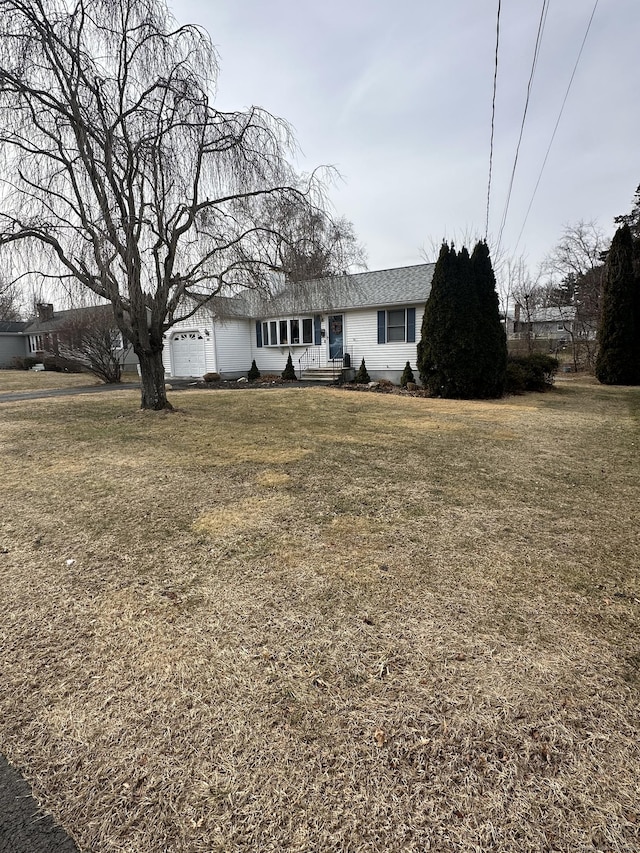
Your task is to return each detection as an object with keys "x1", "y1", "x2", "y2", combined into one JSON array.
[
  {"x1": 496, "y1": 0, "x2": 550, "y2": 253},
  {"x1": 513, "y1": 0, "x2": 600, "y2": 254},
  {"x1": 485, "y1": 0, "x2": 501, "y2": 240}
]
